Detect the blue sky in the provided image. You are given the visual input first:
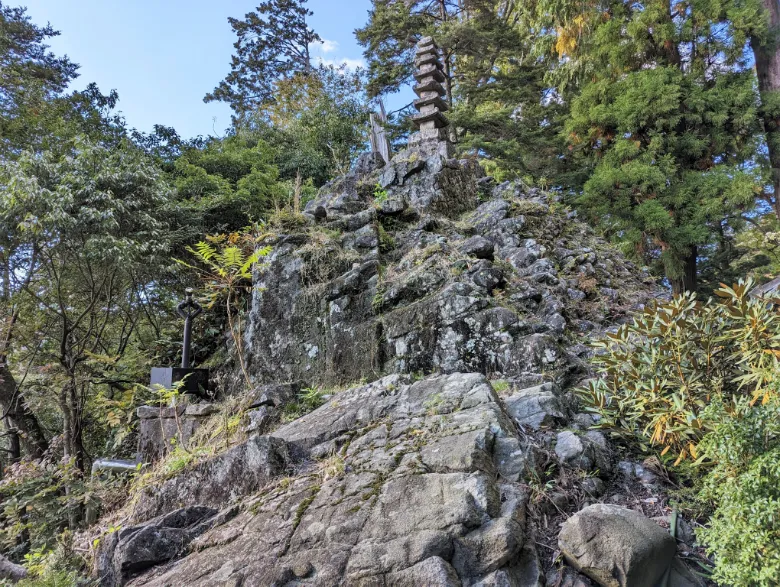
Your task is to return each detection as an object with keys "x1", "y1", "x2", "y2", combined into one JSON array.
[{"x1": 21, "y1": 0, "x2": 392, "y2": 139}]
